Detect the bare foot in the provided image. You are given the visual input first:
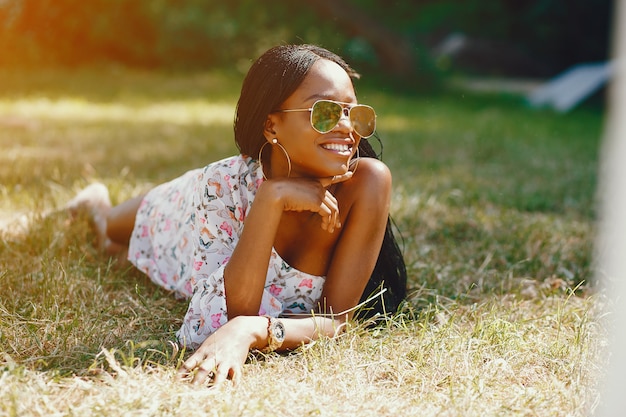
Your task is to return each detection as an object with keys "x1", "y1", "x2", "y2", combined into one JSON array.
[{"x1": 66, "y1": 183, "x2": 112, "y2": 250}]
